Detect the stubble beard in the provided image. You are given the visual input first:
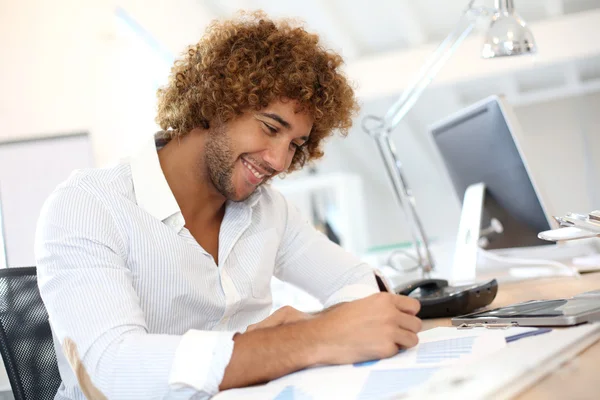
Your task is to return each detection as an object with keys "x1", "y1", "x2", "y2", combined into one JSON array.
[{"x1": 204, "y1": 128, "x2": 247, "y2": 202}]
